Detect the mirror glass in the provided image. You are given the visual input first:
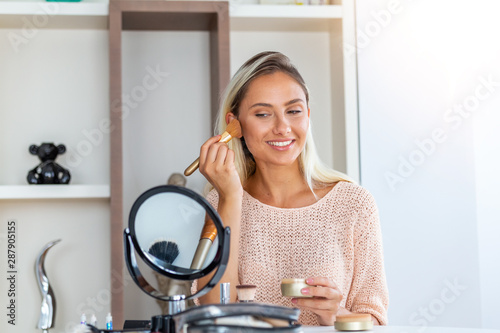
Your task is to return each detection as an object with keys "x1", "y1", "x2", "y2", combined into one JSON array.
[{"x1": 132, "y1": 191, "x2": 219, "y2": 273}]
